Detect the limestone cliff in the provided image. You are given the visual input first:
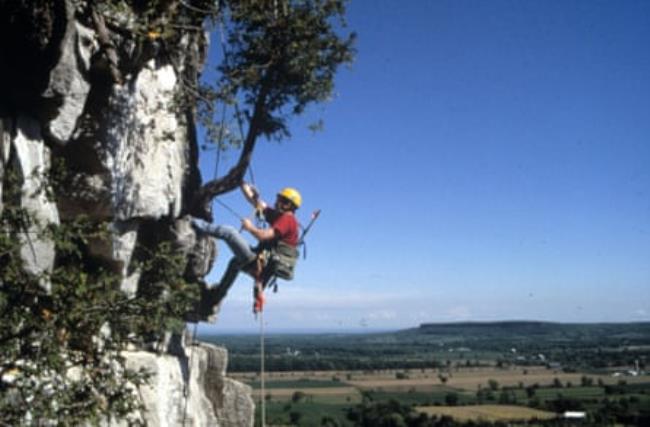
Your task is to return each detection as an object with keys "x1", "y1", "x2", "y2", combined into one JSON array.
[
  {"x1": 0, "y1": 1, "x2": 252, "y2": 425},
  {"x1": 115, "y1": 341, "x2": 254, "y2": 426}
]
